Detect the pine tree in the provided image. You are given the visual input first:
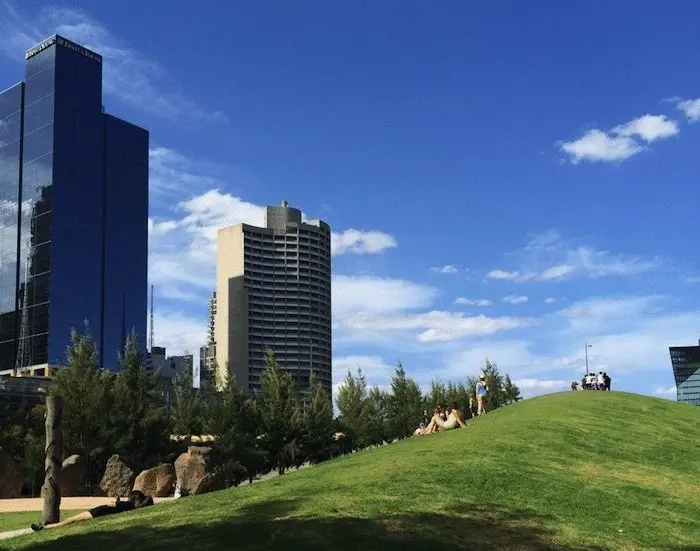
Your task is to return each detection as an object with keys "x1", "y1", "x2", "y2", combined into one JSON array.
[
  {"x1": 503, "y1": 375, "x2": 522, "y2": 404},
  {"x1": 52, "y1": 324, "x2": 113, "y2": 490},
  {"x1": 109, "y1": 331, "x2": 169, "y2": 473},
  {"x1": 481, "y1": 359, "x2": 506, "y2": 412},
  {"x1": 300, "y1": 372, "x2": 335, "y2": 464},
  {"x1": 455, "y1": 382, "x2": 470, "y2": 417},
  {"x1": 387, "y1": 361, "x2": 423, "y2": 439},
  {"x1": 206, "y1": 375, "x2": 263, "y2": 486},
  {"x1": 366, "y1": 386, "x2": 389, "y2": 444},
  {"x1": 335, "y1": 369, "x2": 374, "y2": 449},
  {"x1": 424, "y1": 379, "x2": 447, "y2": 414},
  {"x1": 171, "y1": 368, "x2": 204, "y2": 436},
  {"x1": 257, "y1": 348, "x2": 303, "y2": 475}
]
